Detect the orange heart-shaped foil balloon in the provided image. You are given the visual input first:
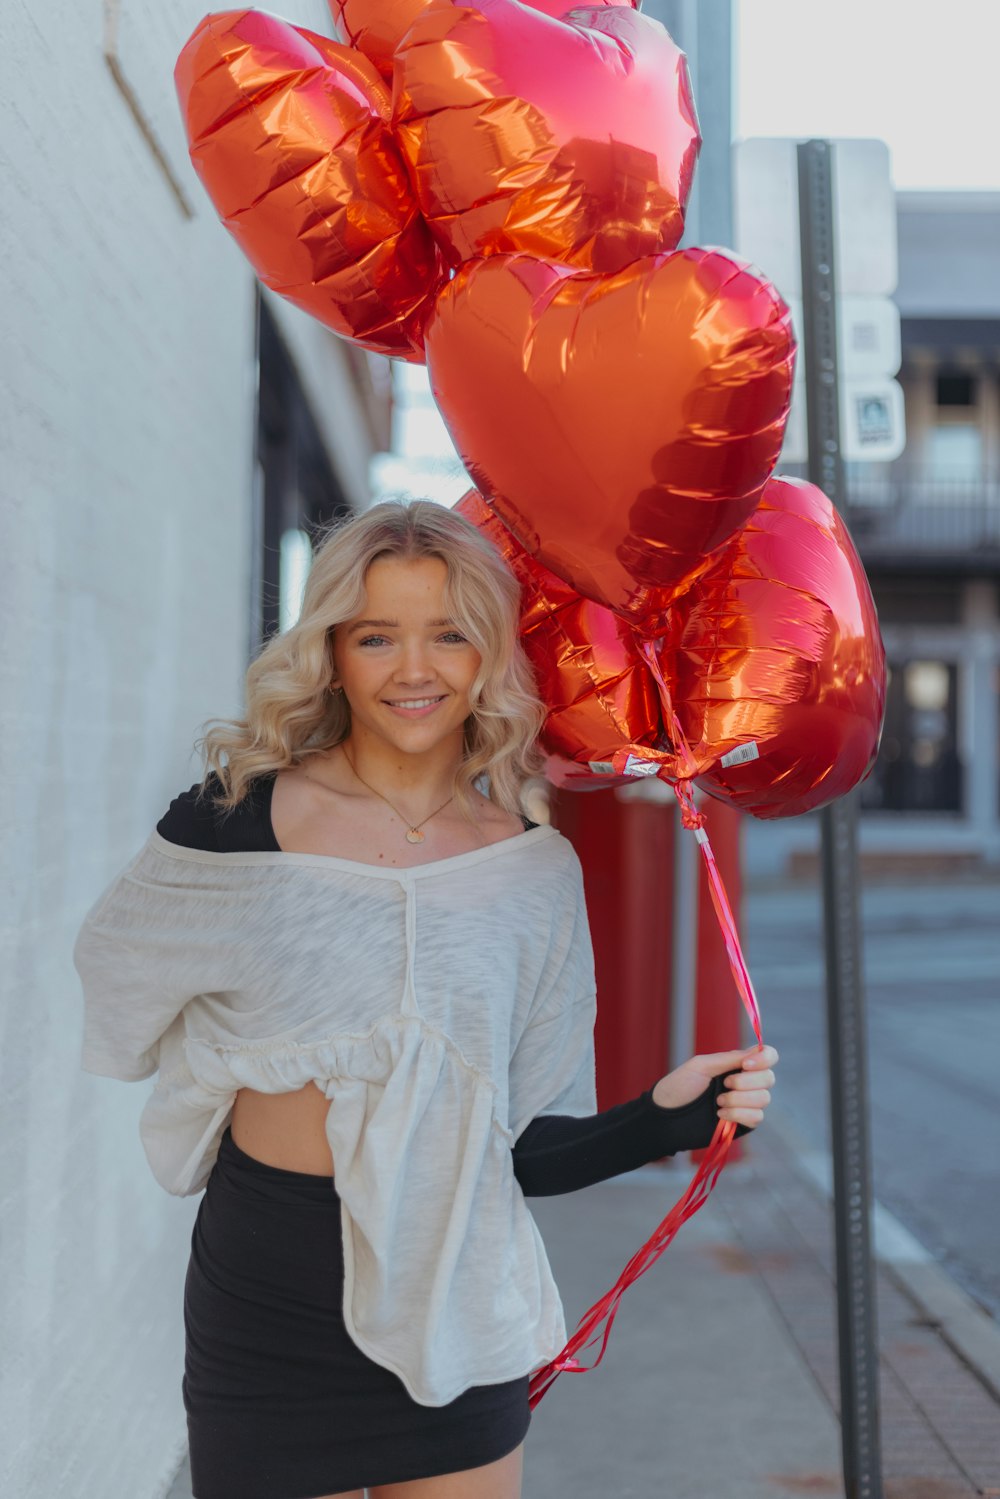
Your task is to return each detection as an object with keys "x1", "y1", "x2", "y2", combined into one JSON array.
[
  {"x1": 426, "y1": 249, "x2": 795, "y2": 626},
  {"x1": 392, "y1": 0, "x2": 699, "y2": 273},
  {"x1": 456, "y1": 491, "x2": 664, "y2": 786},
  {"x1": 175, "y1": 10, "x2": 447, "y2": 360},
  {"x1": 328, "y1": 0, "x2": 636, "y2": 81},
  {"x1": 652, "y1": 476, "x2": 887, "y2": 819}
]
